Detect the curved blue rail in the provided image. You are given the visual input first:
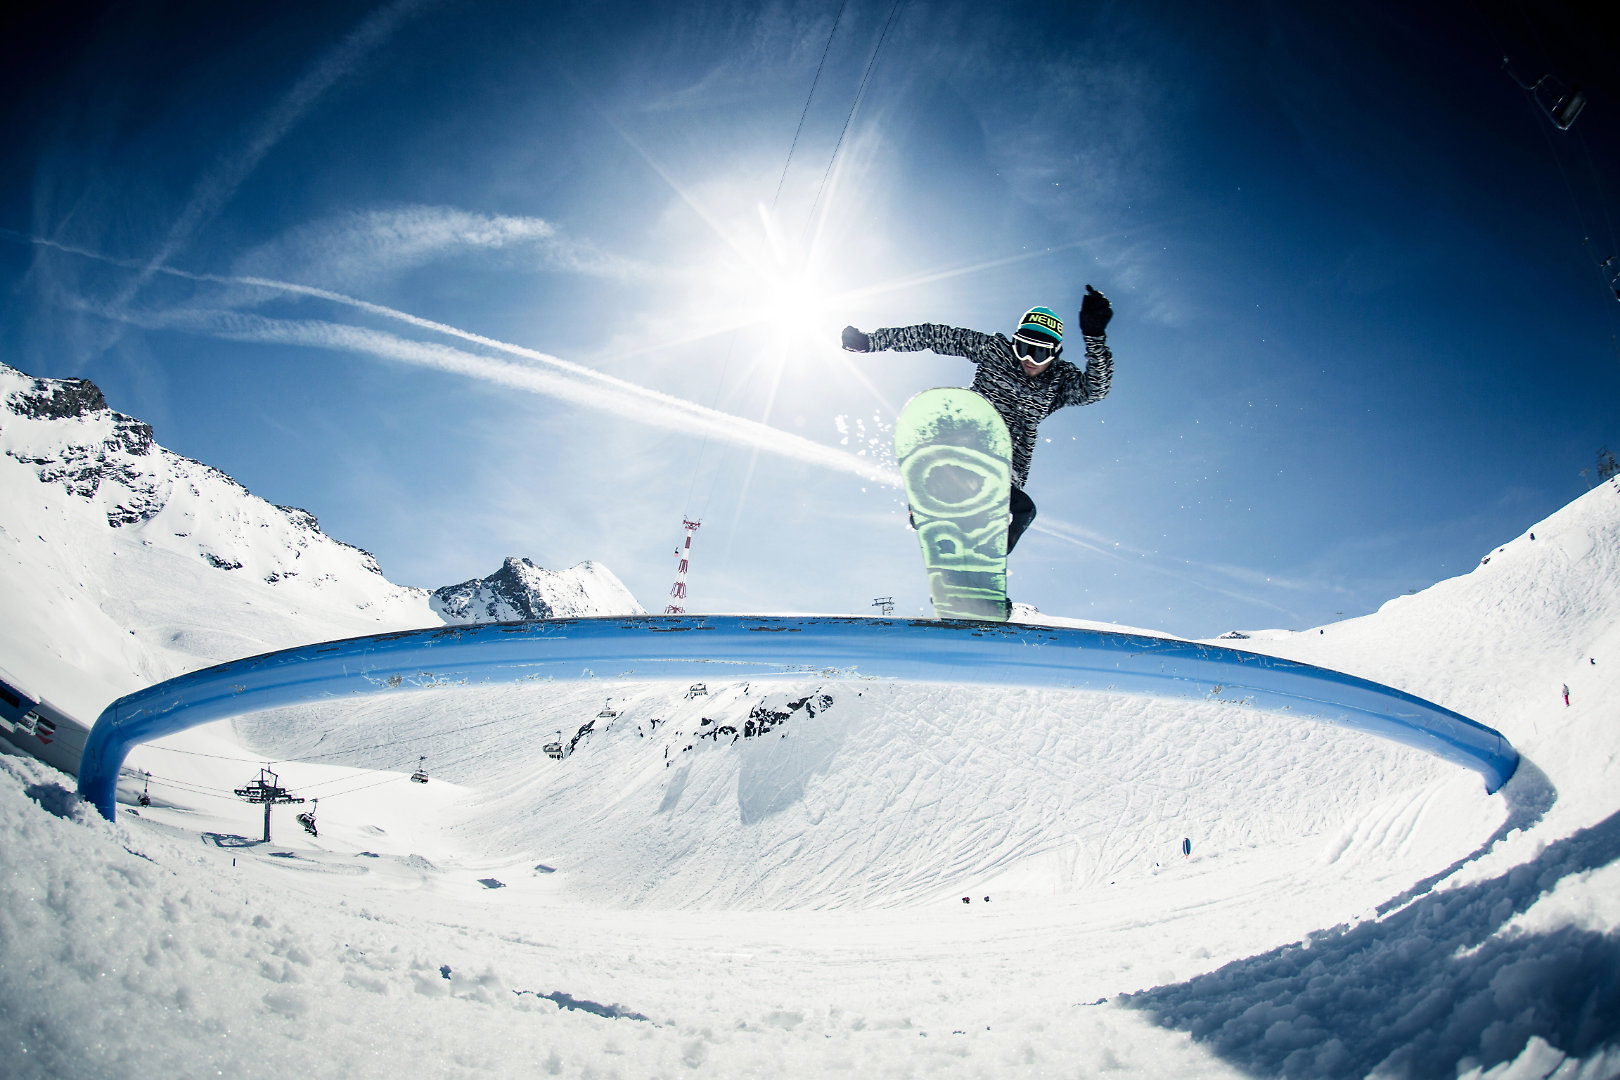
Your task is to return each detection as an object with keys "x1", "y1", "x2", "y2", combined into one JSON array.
[{"x1": 78, "y1": 615, "x2": 1519, "y2": 819}]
